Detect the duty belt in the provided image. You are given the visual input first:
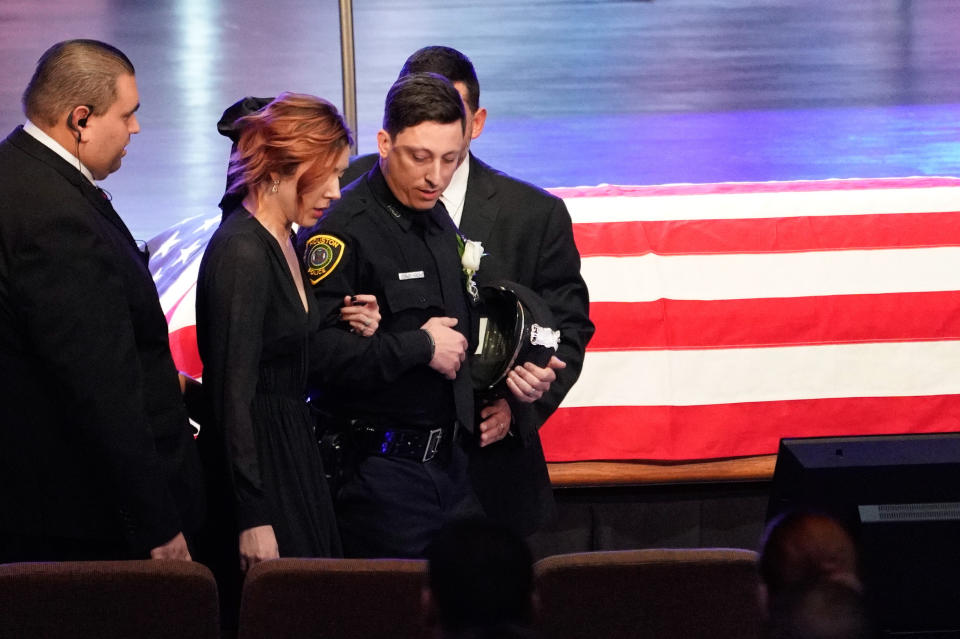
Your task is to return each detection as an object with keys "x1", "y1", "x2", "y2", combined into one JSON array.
[{"x1": 351, "y1": 421, "x2": 460, "y2": 463}]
